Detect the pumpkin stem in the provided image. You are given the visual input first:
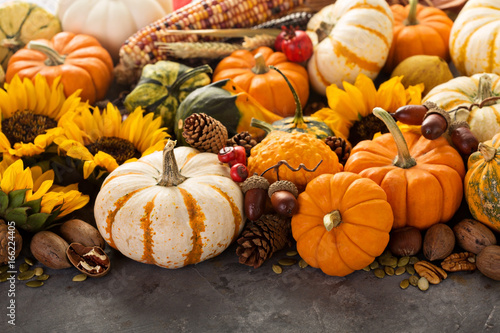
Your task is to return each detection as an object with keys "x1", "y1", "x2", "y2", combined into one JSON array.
[
  {"x1": 250, "y1": 117, "x2": 275, "y2": 133},
  {"x1": 323, "y1": 210, "x2": 342, "y2": 232},
  {"x1": 475, "y1": 74, "x2": 495, "y2": 106},
  {"x1": 373, "y1": 107, "x2": 417, "y2": 169},
  {"x1": 269, "y1": 65, "x2": 304, "y2": 127},
  {"x1": 405, "y1": 0, "x2": 419, "y2": 26},
  {"x1": 158, "y1": 140, "x2": 187, "y2": 187},
  {"x1": 27, "y1": 41, "x2": 66, "y2": 66},
  {"x1": 170, "y1": 64, "x2": 213, "y2": 96},
  {"x1": 479, "y1": 142, "x2": 497, "y2": 162},
  {"x1": 252, "y1": 53, "x2": 270, "y2": 75}
]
